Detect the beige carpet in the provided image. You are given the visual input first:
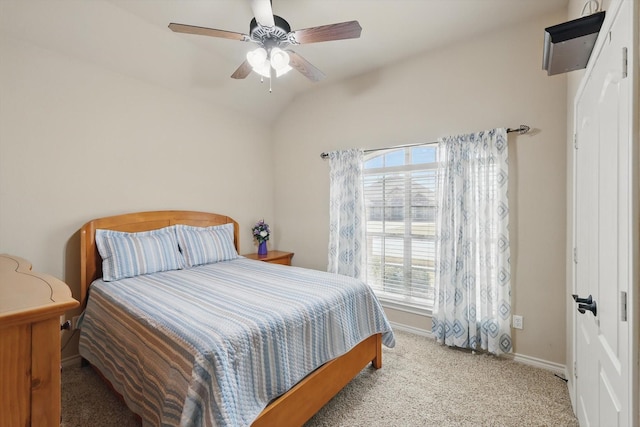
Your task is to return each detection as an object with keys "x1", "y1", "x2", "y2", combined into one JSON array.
[{"x1": 62, "y1": 330, "x2": 579, "y2": 426}]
